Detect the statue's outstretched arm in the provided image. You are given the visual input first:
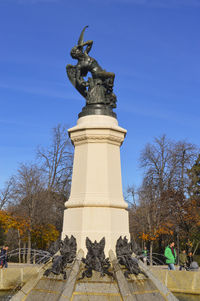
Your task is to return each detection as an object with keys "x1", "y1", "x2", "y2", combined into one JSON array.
[{"x1": 81, "y1": 40, "x2": 93, "y2": 54}]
